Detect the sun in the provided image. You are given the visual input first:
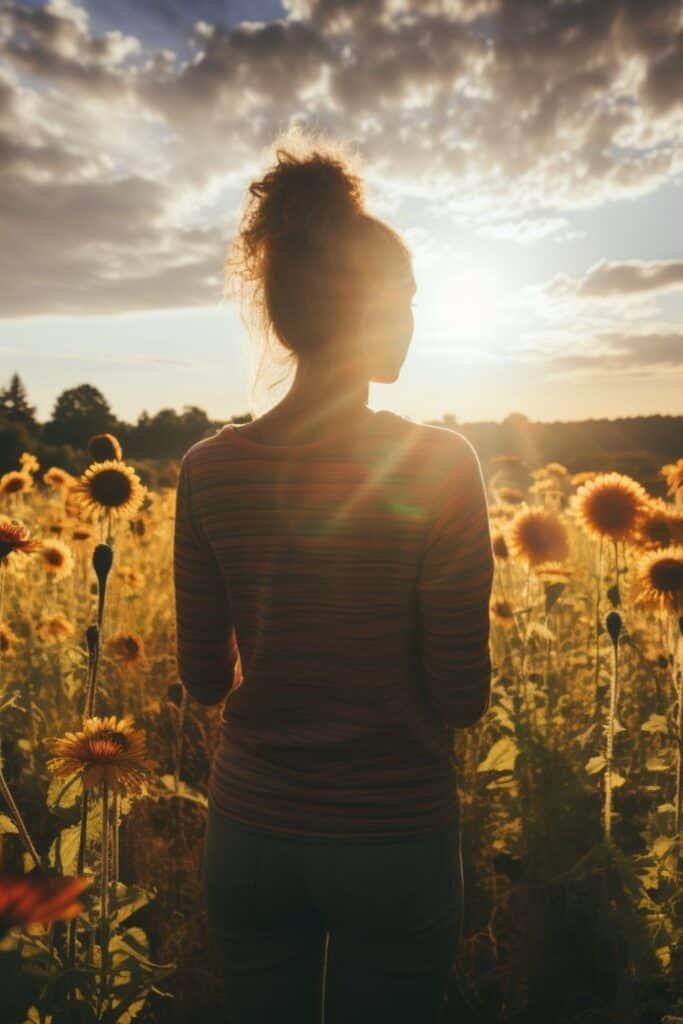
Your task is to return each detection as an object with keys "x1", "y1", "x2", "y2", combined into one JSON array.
[{"x1": 415, "y1": 261, "x2": 507, "y2": 351}]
